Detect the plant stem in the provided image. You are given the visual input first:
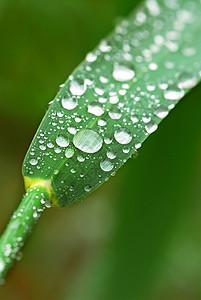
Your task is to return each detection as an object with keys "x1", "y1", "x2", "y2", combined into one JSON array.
[{"x1": 0, "y1": 185, "x2": 50, "y2": 284}]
